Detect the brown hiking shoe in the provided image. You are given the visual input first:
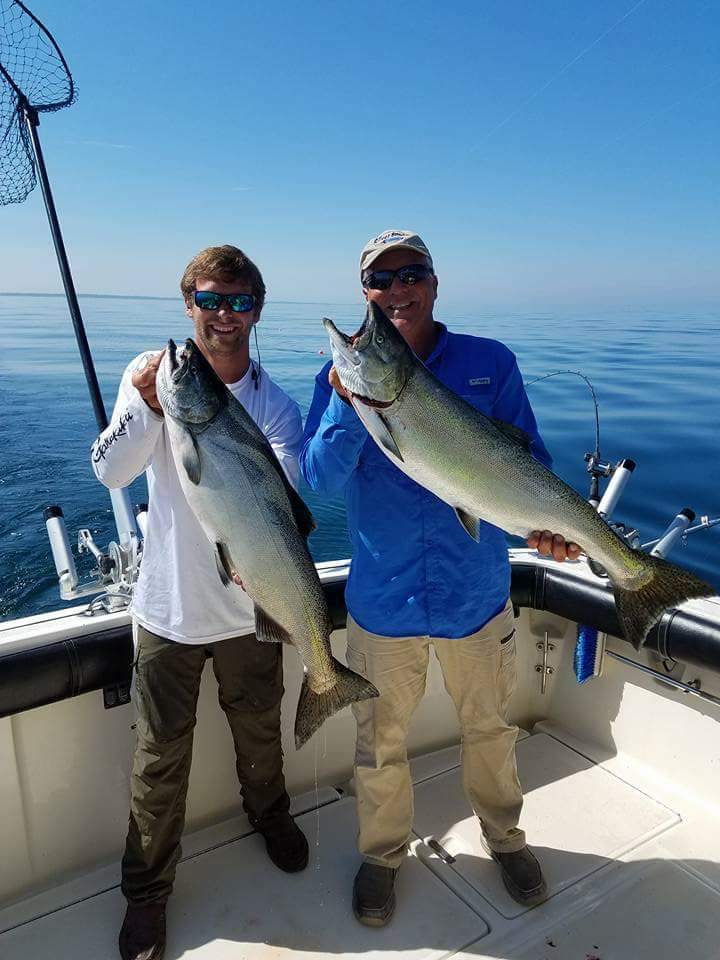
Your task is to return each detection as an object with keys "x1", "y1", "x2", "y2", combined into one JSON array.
[
  {"x1": 352, "y1": 862, "x2": 397, "y2": 927},
  {"x1": 490, "y1": 845, "x2": 548, "y2": 906},
  {"x1": 255, "y1": 812, "x2": 309, "y2": 873},
  {"x1": 118, "y1": 902, "x2": 166, "y2": 960}
]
